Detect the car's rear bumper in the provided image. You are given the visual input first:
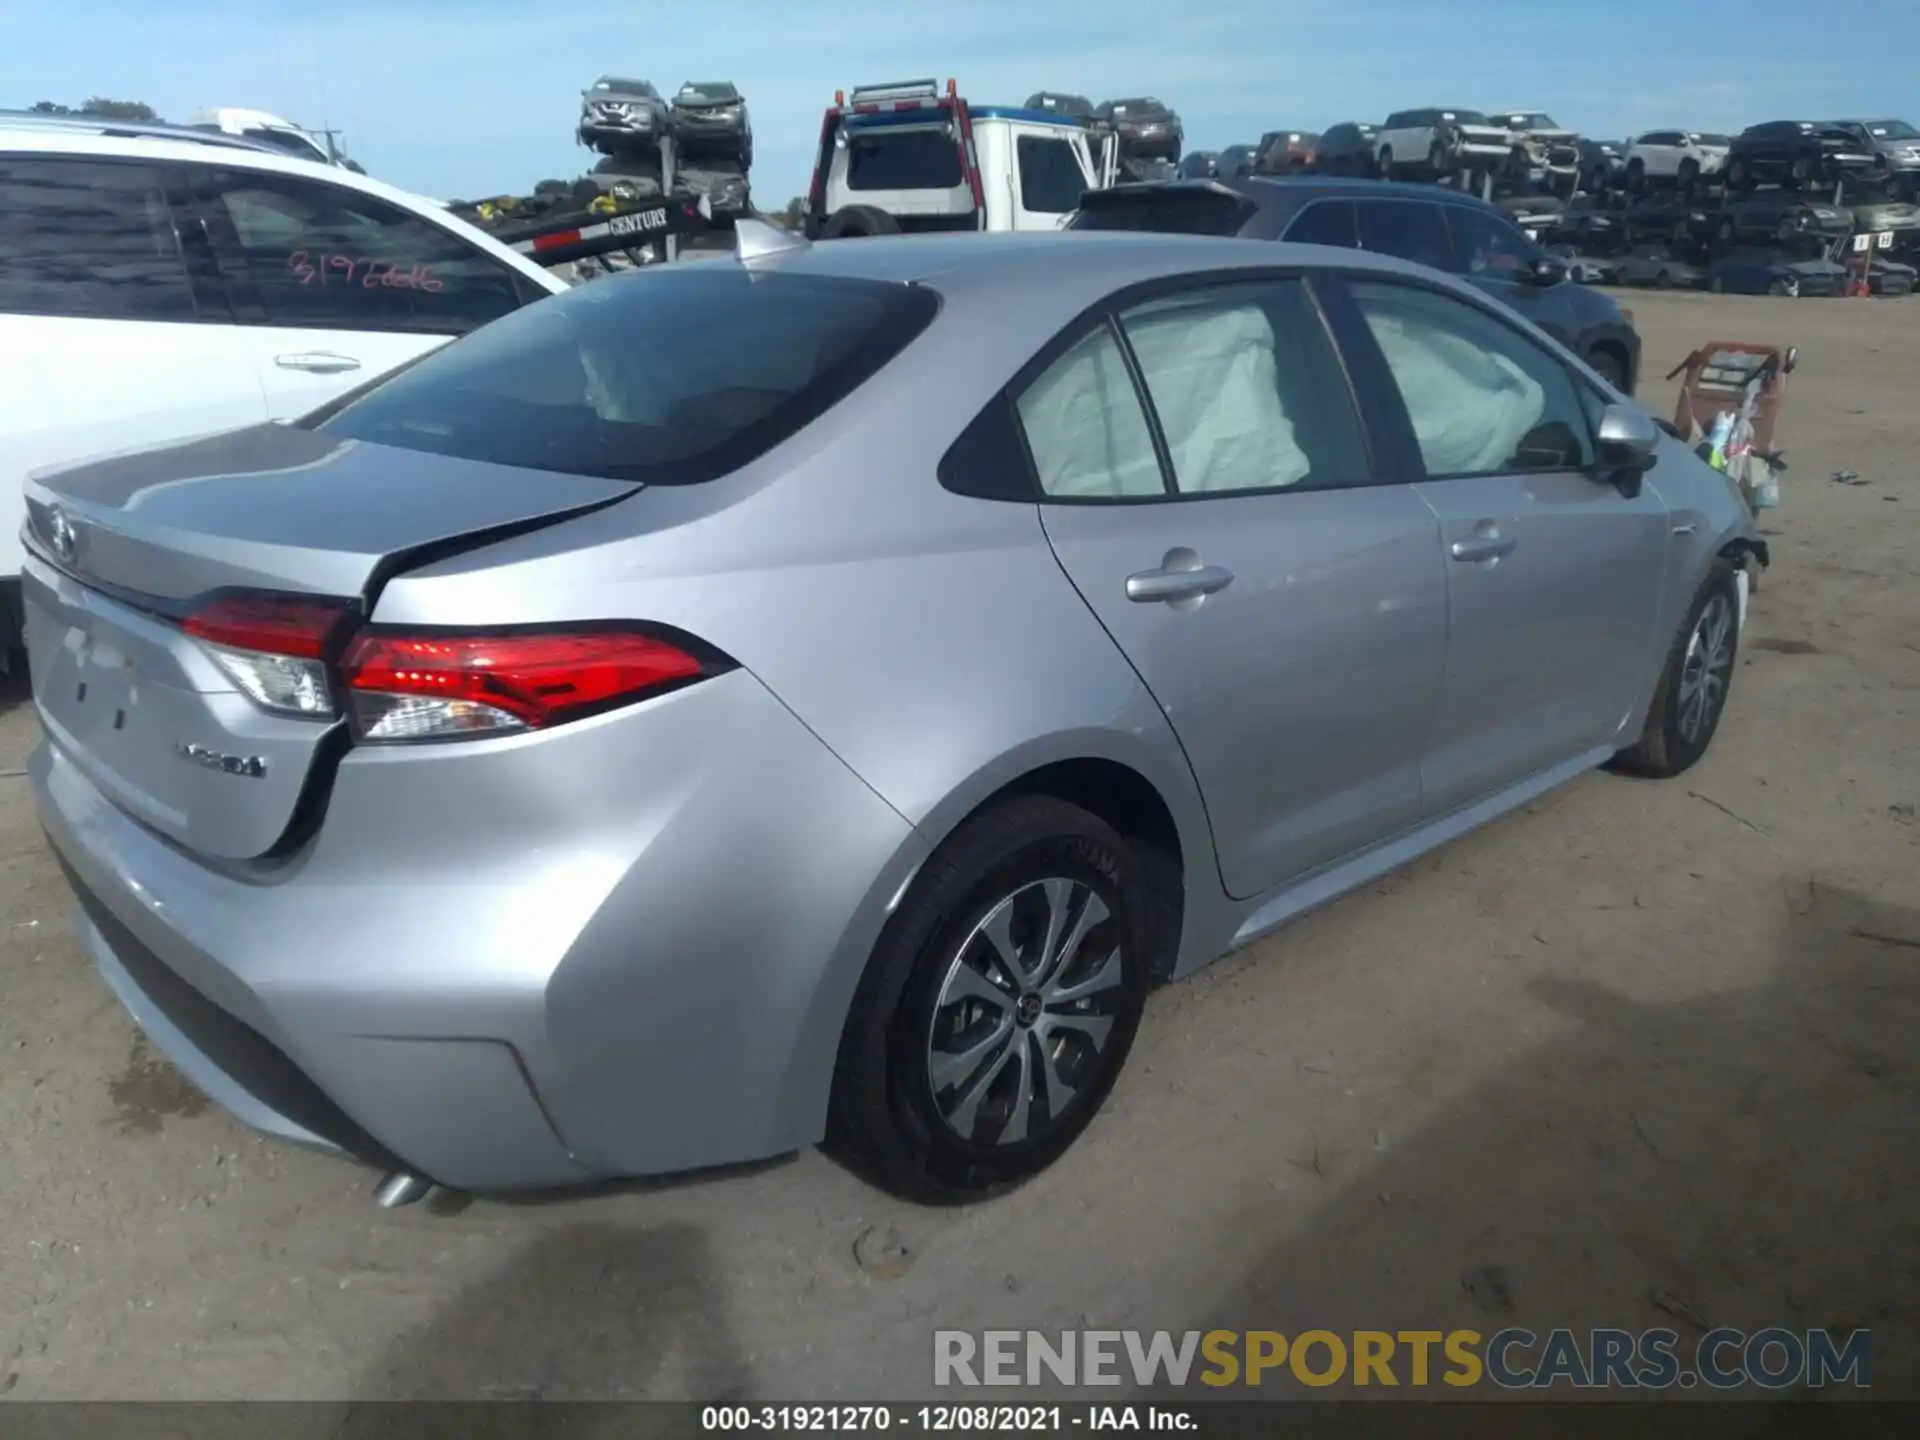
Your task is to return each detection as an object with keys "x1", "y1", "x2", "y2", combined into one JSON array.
[{"x1": 32, "y1": 668, "x2": 924, "y2": 1191}]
